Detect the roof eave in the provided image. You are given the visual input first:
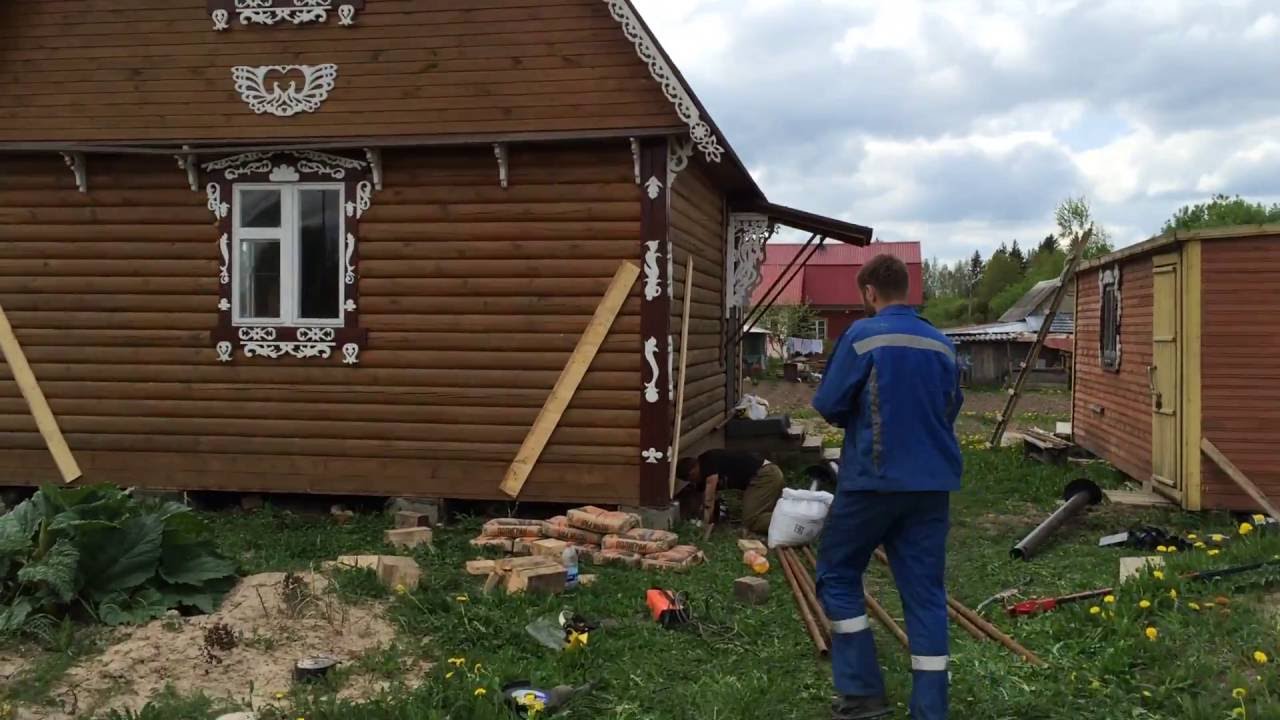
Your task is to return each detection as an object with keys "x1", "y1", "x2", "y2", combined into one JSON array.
[{"x1": 753, "y1": 202, "x2": 875, "y2": 246}]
